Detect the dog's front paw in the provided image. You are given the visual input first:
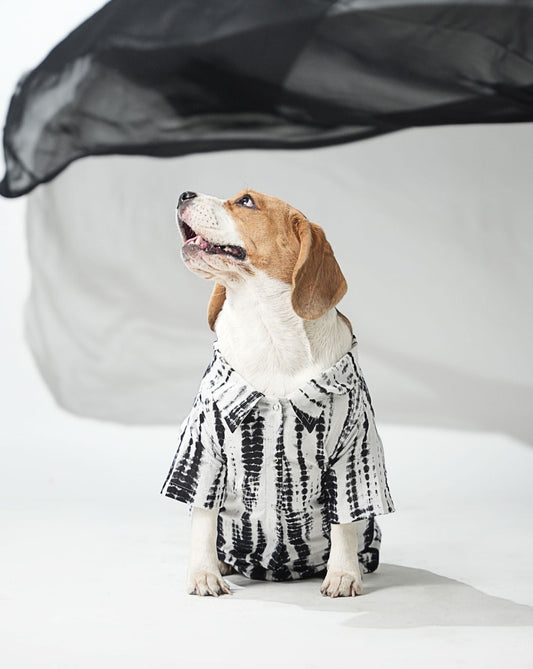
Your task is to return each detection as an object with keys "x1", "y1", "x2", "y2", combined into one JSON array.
[
  {"x1": 320, "y1": 569, "x2": 363, "y2": 598},
  {"x1": 187, "y1": 569, "x2": 232, "y2": 597}
]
